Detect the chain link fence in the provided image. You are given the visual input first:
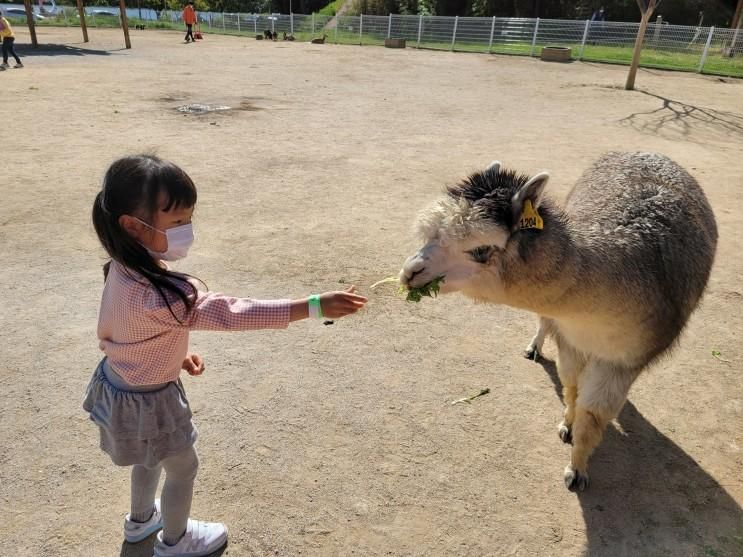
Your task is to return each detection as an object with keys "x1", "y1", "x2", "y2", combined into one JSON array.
[{"x1": 13, "y1": 6, "x2": 743, "y2": 78}]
